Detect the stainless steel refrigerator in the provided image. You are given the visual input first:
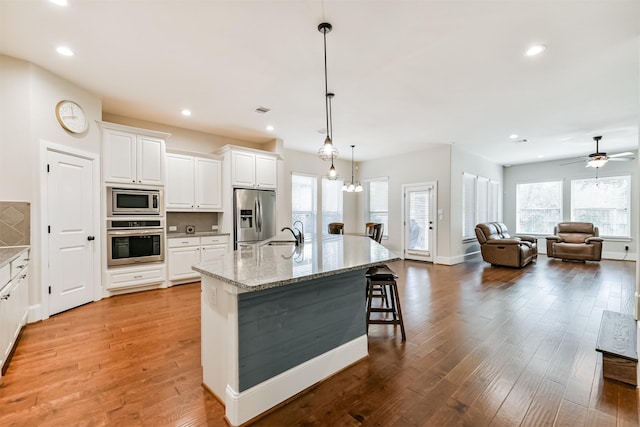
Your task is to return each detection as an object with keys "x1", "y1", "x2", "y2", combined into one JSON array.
[{"x1": 234, "y1": 188, "x2": 277, "y2": 249}]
